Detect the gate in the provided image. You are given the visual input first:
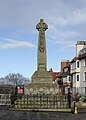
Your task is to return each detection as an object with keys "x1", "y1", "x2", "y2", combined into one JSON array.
[{"x1": 11, "y1": 94, "x2": 70, "y2": 110}]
